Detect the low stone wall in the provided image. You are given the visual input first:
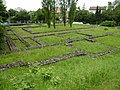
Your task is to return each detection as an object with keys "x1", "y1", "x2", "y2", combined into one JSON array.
[
  {"x1": 0, "y1": 61, "x2": 29, "y2": 70},
  {"x1": 11, "y1": 29, "x2": 31, "y2": 47},
  {"x1": 90, "y1": 48, "x2": 120, "y2": 58},
  {"x1": 0, "y1": 50, "x2": 87, "y2": 70},
  {"x1": 30, "y1": 37, "x2": 47, "y2": 46},
  {"x1": 6, "y1": 32, "x2": 19, "y2": 51},
  {"x1": 22, "y1": 26, "x2": 93, "y2": 34}
]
